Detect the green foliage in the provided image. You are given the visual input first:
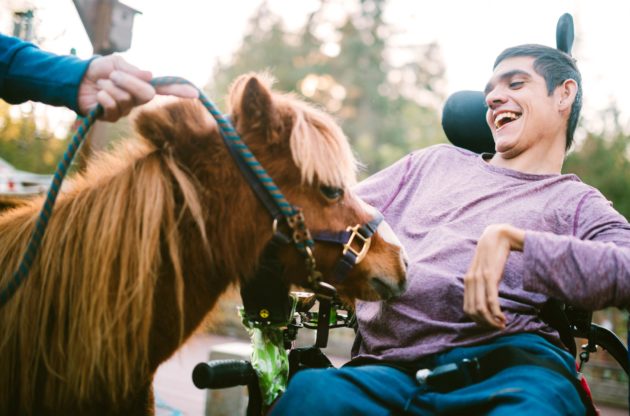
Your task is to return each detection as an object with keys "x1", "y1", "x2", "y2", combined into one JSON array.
[
  {"x1": 0, "y1": 101, "x2": 70, "y2": 173},
  {"x1": 208, "y1": 0, "x2": 447, "y2": 176},
  {"x1": 564, "y1": 128, "x2": 630, "y2": 219}
]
